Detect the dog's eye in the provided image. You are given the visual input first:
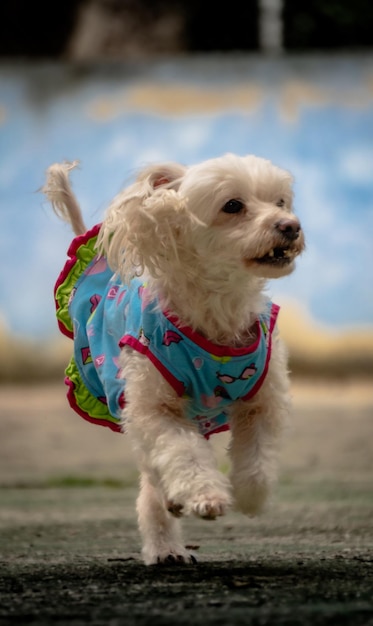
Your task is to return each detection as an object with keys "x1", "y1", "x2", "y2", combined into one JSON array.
[
  {"x1": 276, "y1": 198, "x2": 285, "y2": 208},
  {"x1": 222, "y1": 199, "x2": 244, "y2": 214}
]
